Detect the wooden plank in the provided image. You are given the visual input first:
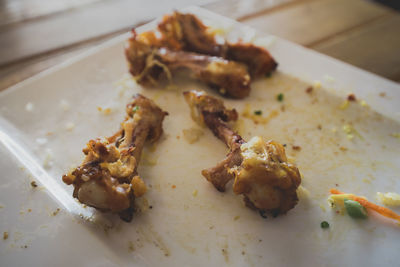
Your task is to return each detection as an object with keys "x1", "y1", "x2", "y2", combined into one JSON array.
[
  {"x1": 313, "y1": 14, "x2": 400, "y2": 81},
  {"x1": 204, "y1": 0, "x2": 295, "y2": 20},
  {"x1": 0, "y1": 0, "x2": 103, "y2": 27},
  {"x1": 0, "y1": 0, "x2": 216, "y2": 66},
  {"x1": 241, "y1": 0, "x2": 391, "y2": 46},
  {"x1": 0, "y1": 30, "x2": 125, "y2": 91}
]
